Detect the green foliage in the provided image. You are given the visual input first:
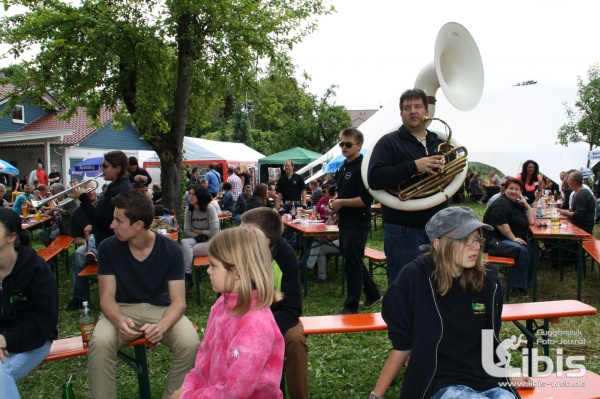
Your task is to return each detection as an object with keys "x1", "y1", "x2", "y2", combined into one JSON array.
[
  {"x1": 557, "y1": 63, "x2": 600, "y2": 153},
  {"x1": 0, "y1": 0, "x2": 334, "y2": 214},
  {"x1": 514, "y1": 80, "x2": 538, "y2": 86}
]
